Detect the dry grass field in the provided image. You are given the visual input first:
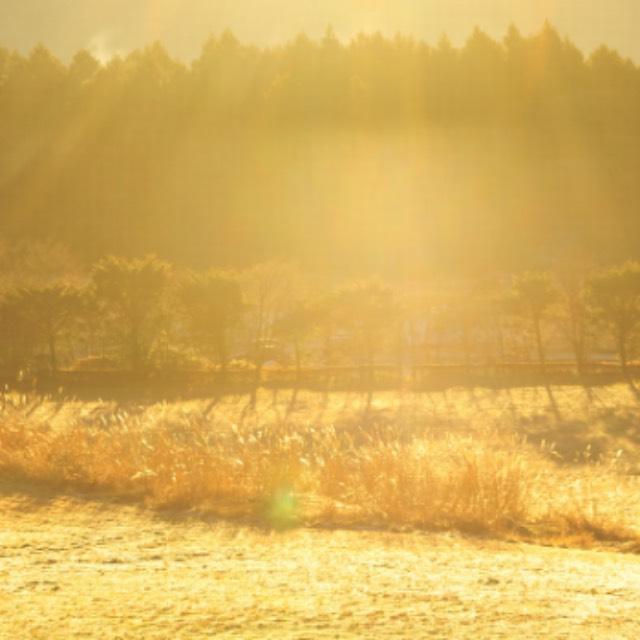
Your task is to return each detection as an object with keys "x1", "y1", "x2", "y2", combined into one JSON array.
[
  {"x1": 2, "y1": 384, "x2": 640, "y2": 545},
  {"x1": 2, "y1": 383, "x2": 640, "y2": 638}
]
